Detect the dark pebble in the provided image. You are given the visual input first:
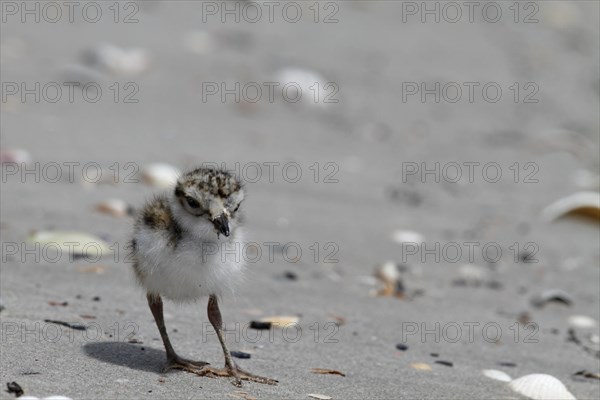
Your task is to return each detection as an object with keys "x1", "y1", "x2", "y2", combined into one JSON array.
[
  {"x1": 430, "y1": 353, "x2": 439, "y2": 358},
  {"x1": 395, "y1": 344, "x2": 408, "y2": 351},
  {"x1": 6, "y1": 381, "x2": 24, "y2": 397},
  {"x1": 498, "y1": 362, "x2": 516, "y2": 367},
  {"x1": 283, "y1": 271, "x2": 298, "y2": 280},
  {"x1": 231, "y1": 351, "x2": 251, "y2": 359},
  {"x1": 435, "y1": 360, "x2": 453, "y2": 367},
  {"x1": 141, "y1": 347, "x2": 145, "y2": 351},
  {"x1": 92, "y1": 296, "x2": 101, "y2": 302},
  {"x1": 250, "y1": 321, "x2": 272, "y2": 330}
]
